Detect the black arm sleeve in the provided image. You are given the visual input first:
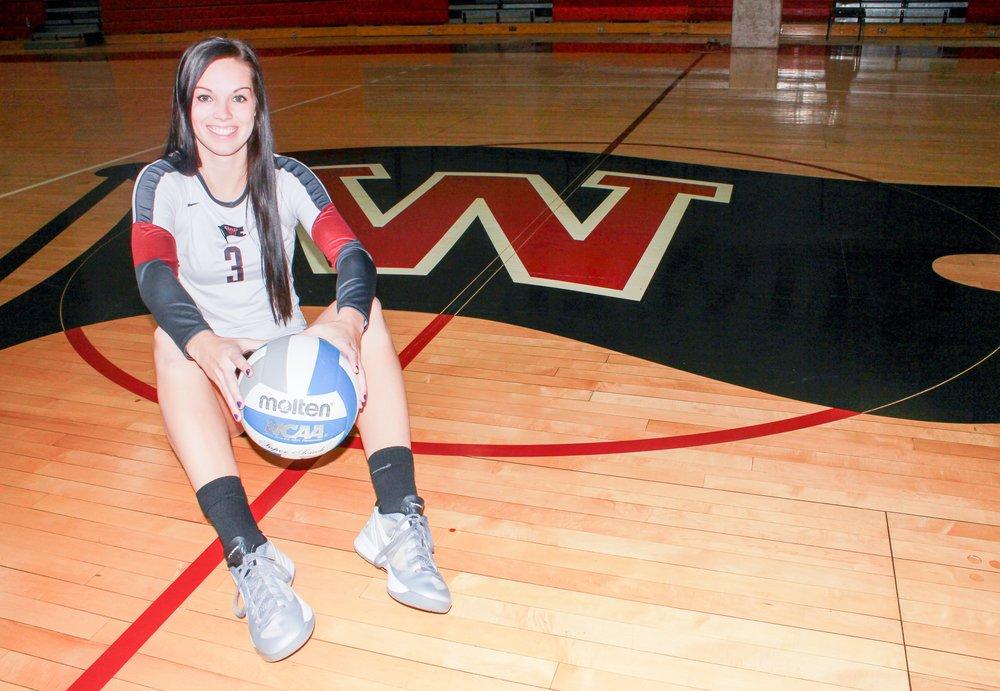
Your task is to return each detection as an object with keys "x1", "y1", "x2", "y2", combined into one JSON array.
[
  {"x1": 135, "y1": 259, "x2": 211, "y2": 356},
  {"x1": 334, "y1": 240, "x2": 377, "y2": 326}
]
